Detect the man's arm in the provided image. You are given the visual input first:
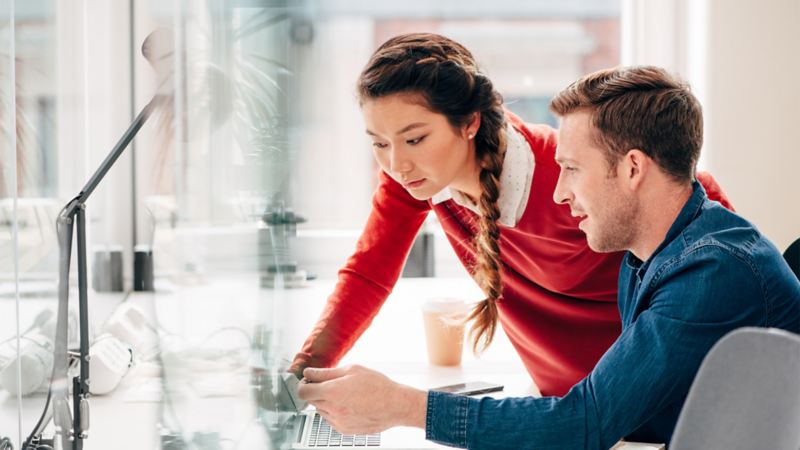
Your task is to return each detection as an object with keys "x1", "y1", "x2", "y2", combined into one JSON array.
[
  {"x1": 298, "y1": 365, "x2": 428, "y2": 435},
  {"x1": 300, "y1": 247, "x2": 764, "y2": 449},
  {"x1": 425, "y1": 246, "x2": 765, "y2": 449}
]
